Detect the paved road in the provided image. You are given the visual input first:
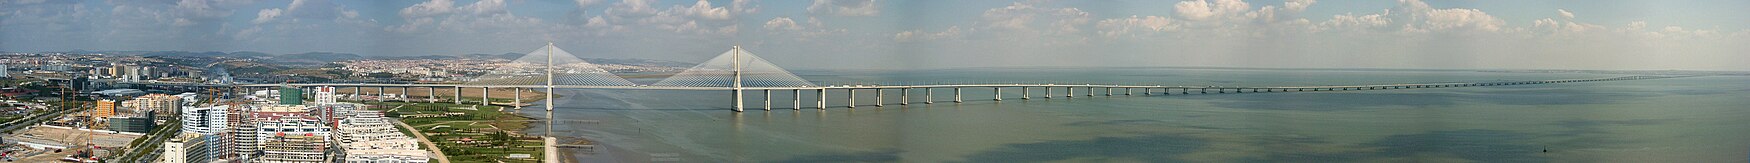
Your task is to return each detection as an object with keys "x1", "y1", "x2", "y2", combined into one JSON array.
[{"x1": 392, "y1": 118, "x2": 451, "y2": 163}]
